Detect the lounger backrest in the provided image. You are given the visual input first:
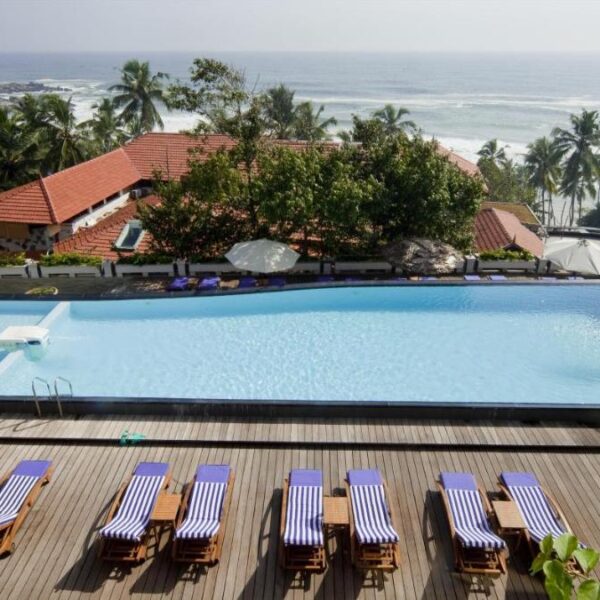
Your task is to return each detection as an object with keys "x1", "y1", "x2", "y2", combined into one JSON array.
[
  {"x1": 283, "y1": 469, "x2": 323, "y2": 546},
  {"x1": 501, "y1": 472, "x2": 566, "y2": 542},
  {"x1": 348, "y1": 469, "x2": 399, "y2": 545},
  {"x1": 0, "y1": 460, "x2": 51, "y2": 527},
  {"x1": 441, "y1": 472, "x2": 505, "y2": 549},
  {"x1": 101, "y1": 462, "x2": 168, "y2": 541}
]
